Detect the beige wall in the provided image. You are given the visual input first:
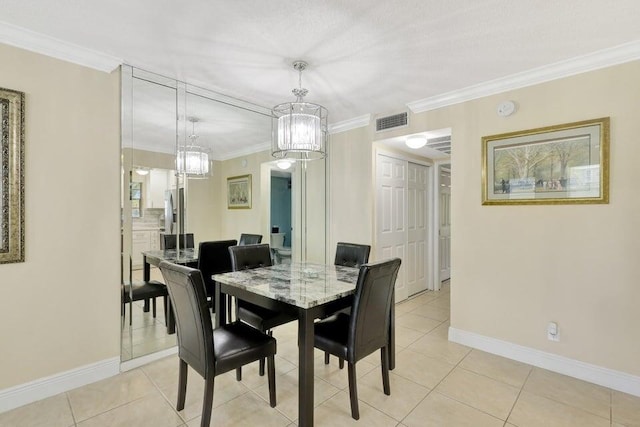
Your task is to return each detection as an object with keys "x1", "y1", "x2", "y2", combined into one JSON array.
[
  {"x1": 218, "y1": 150, "x2": 273, "y2": 241},
  {"x1": 330, "y1": 61, "x2": 640, "y2": 377},
  {"x1": 0, "y1": 43, "x2": 121, "y2": 388},
  {"x1": 327, "y1": 127, "x2": 375, "y2": 261},
  {"x1": 442, "y1": 61, "x2": 640, "y2": 377}
]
